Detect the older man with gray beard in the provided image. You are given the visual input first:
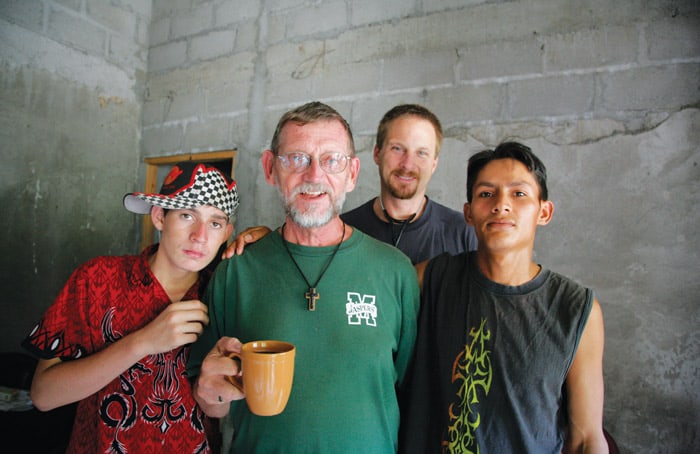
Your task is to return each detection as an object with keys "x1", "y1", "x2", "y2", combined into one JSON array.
[{"x1": 187, "y1": 101, "x2": 420, "y2": 453}]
